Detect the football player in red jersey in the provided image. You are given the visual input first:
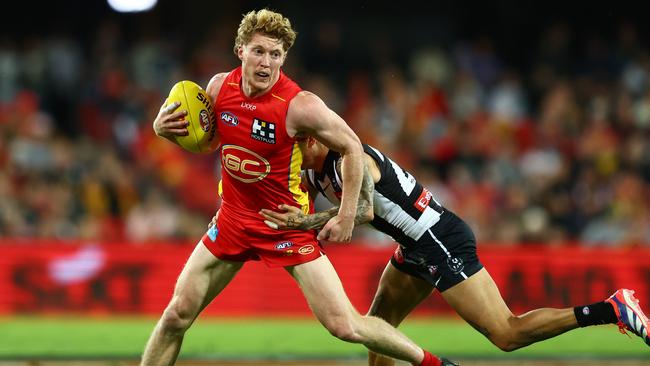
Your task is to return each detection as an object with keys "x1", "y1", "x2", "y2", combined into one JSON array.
[
  {"x1": 261, "y1": 137, "x2": 650, "y2": 365},
  {"x1": 145, "y1": 9, "x2": 455, "y2": 366}
]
